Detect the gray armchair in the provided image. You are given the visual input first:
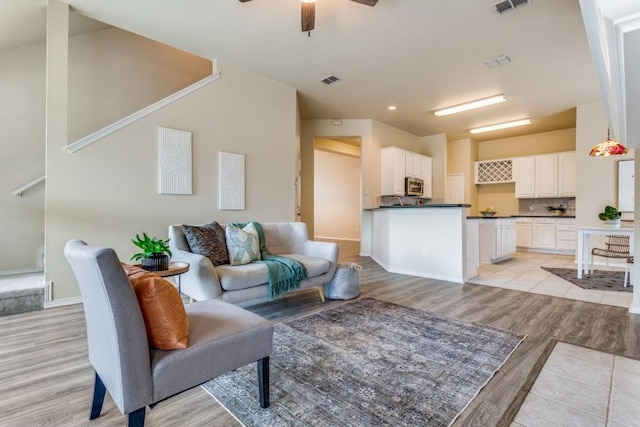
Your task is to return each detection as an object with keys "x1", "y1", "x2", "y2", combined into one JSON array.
[{"x1": 64, "y1": 240, "x2": 273, "y2": 426}]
